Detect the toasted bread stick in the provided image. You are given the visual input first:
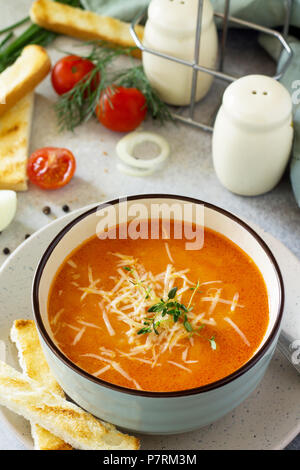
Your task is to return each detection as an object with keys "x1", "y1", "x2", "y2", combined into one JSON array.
[
  {"x1": 10, "y1": 320, "x2": 72, "y2": 450},
  {"x1": 0, "y1": 45, "x2": 51, "y2": 118},
  {"x1": 0, "y1": 359, "x2": 140, "y2": 450},
  {"x1": 30, "y1": 0, "x2": 144, "y2": 59},
  {"x1": 0, "y1": 93, "x2": 34, "y2": 191}
]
